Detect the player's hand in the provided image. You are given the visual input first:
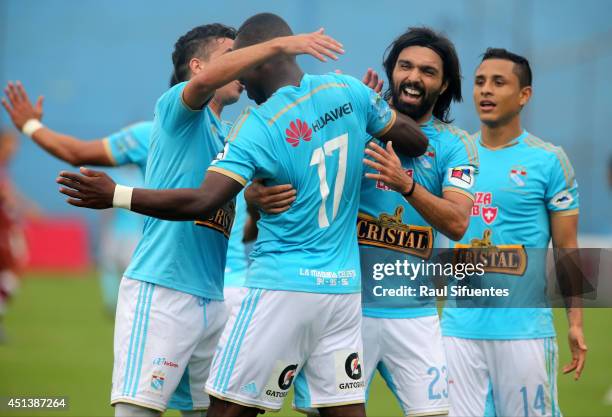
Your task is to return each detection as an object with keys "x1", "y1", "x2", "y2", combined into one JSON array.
[
  {"x1": 276, "y1": 28, "x2": 344, "y2": 62},
  {"x1": 56, "y1": 167, "x2": 116, "y2": 209},
  {"x1": 1, "y1": 81, "x2": 44, "y2": 130},
  {"x1": 362, "y1": 68, "x2": 384, "y2": 94},
  {"x1": 363, "y1": 141, "x2": 413, "y2": 194},
  {"x1": 245, "y1": 179, "x2": 296, "y2": 214},
  {"x1": 563, "y1": 325, "x2": 587, "y2": 380}
]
